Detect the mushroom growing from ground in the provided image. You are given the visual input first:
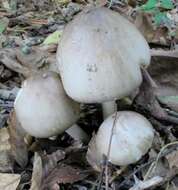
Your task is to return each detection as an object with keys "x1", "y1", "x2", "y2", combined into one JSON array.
[
  {"x1": 57, "y1": 7, "x2": 150, "y2": 118},
  {"x1": 86, "y1": 111, "x2": 154, "y2": 171},
  {"x1": 14, "y1": 71, "x2": 80, "y2": 138}
]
